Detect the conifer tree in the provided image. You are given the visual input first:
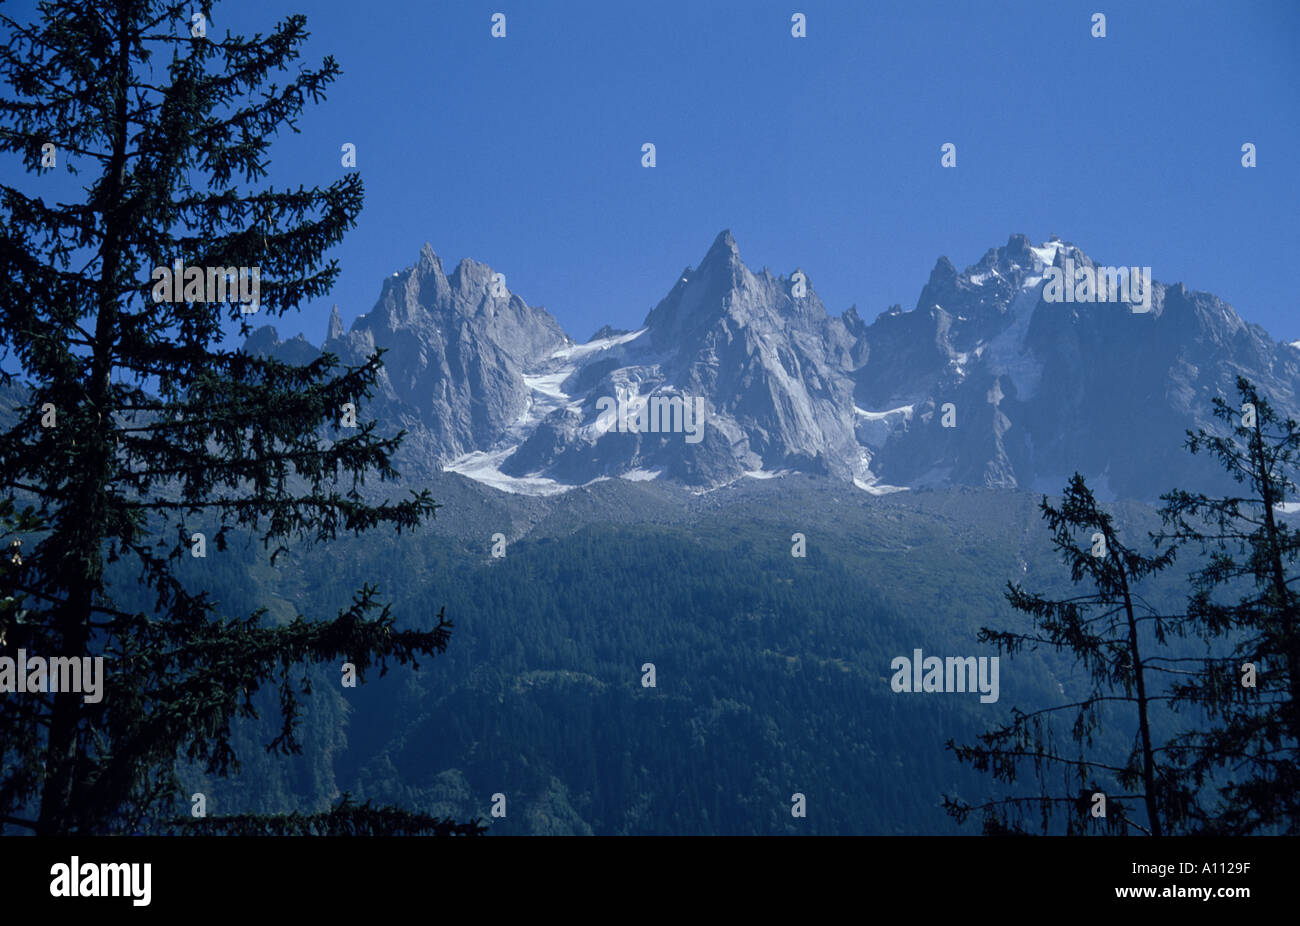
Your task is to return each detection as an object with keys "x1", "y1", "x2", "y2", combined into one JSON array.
[
  {"x1": 1158, "y1": 376, "x2": 1300, "y2": 834},
  {"x1": 944, "y1": 475, "x2": 1196, "y2": 835},
  {"x1": 0, "y1": 0, "x2": 482, "y2": 835}
]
